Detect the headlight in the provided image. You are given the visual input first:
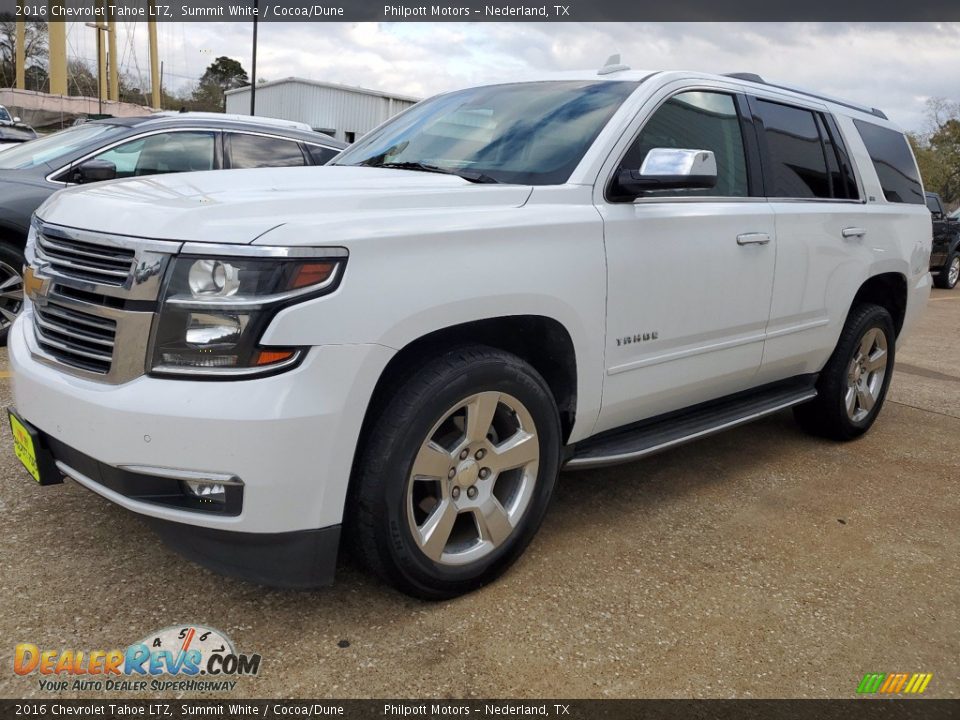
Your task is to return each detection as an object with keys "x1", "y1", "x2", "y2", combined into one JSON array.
[{"x1": 150, "y1": 245, "x2": 346, "y2": 378}]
